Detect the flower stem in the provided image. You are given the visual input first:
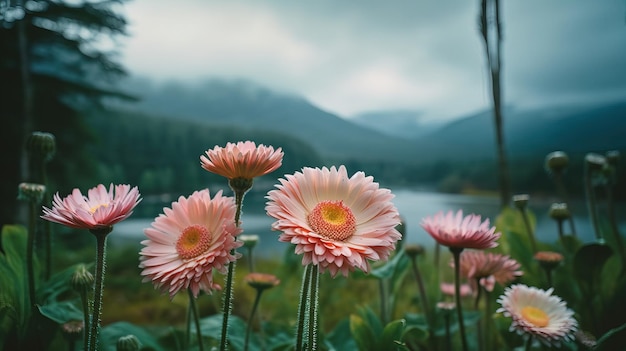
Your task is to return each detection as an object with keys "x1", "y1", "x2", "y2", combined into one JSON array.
[
  {"x1": 409, "y1": 256, "x2": 431, "y2": 330},
  {"x1": 244, "y1": 288, "x2": 264, "y2": 351},
  {"x1": 525, "y1": 336, "x2": 533, "y2": 351},
  {"x1": 79, "y1": 289, "x2": 91, "y2": 351},
  {"x1": 188, "y1": 288, "x2": 204, "y2": 351},
  {"x1": 88, "y1": 232, "x2": 109, "y2": 351},
  {"x1": 378, "y1": 278, "x2": 389, "y2": 325},
  {"x1": 42, "y1": 163, "x2": 52, "y2": 280},
  {"x1": 520, "y1": 208, "x2": 537, "y2": 253},
  {"x1": 220, "y1": 186, "x2": 247, "y2": 351},
  {"x1": 26, "y1": 201, "x2": 37, "y2": 310},
  {"x1": 483, "y1": 290, "x2": 492, "y2": 351},
  {"x1": 443, "y1": 313, "x2": 451, "y2": 351},
  {"x1": 451, "y1": 248, "x2": 469, "y2": 351},
  {"x1": 296, "y1": 265, "x2": 312, "y2": 351},
  {"x1": 584, "y1": 163, "x2": 602, "y2": 242},
  {"x1": 247, "y1": 247, "x2": 255, "y2": 273},
  {"x1": 307, "y1": 264, "x2": 320, "y2": 351}
]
